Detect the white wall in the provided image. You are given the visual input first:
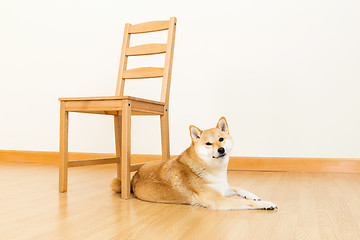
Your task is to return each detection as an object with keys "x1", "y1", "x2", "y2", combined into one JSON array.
[{"x1": 1, "y1": 0, "x2": 359, "y2": 157}]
